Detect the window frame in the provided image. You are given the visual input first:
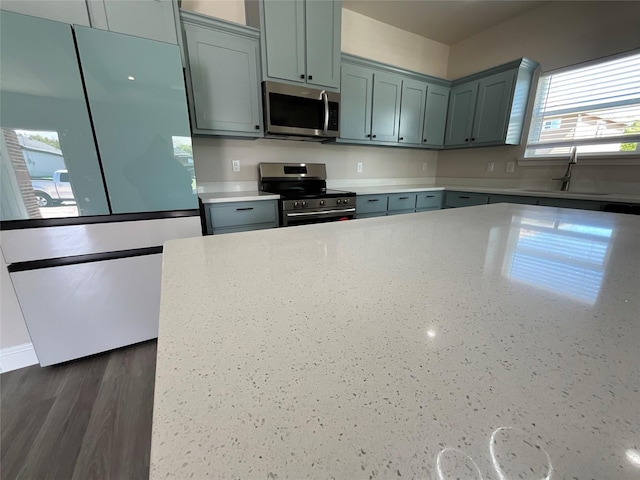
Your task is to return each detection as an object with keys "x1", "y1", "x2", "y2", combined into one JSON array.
[{"x1": 519, "y1": 49, "x2": 640, "y2": 167}]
